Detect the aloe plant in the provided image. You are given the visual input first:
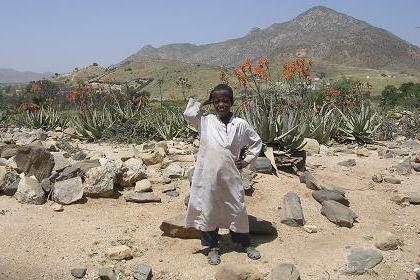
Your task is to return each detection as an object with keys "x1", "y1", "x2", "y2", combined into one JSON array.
[
  {"x1": 18, "y1": 107, "x2": 68, "y2": 129},
  {"x1": 306, "y1": 104, "x2": 336, "y2": 145},
  {"x1": 111, "y1": 101, "x2": 141, "y2": 123},
  {"x1": 275, "y1": 110, "x2": 307, "y2": 153},
  {"x1": 72, "y1": 108, "x2": 114, "y2": 141}
]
